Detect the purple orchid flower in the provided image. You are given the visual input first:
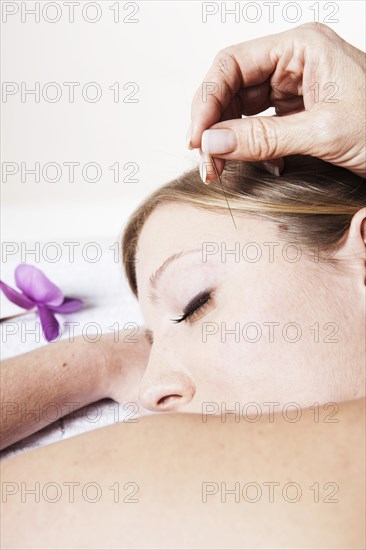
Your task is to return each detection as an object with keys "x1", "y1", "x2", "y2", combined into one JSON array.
[{"x1": 0, "y1": 263, "x2": 83, "y2": 342}]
